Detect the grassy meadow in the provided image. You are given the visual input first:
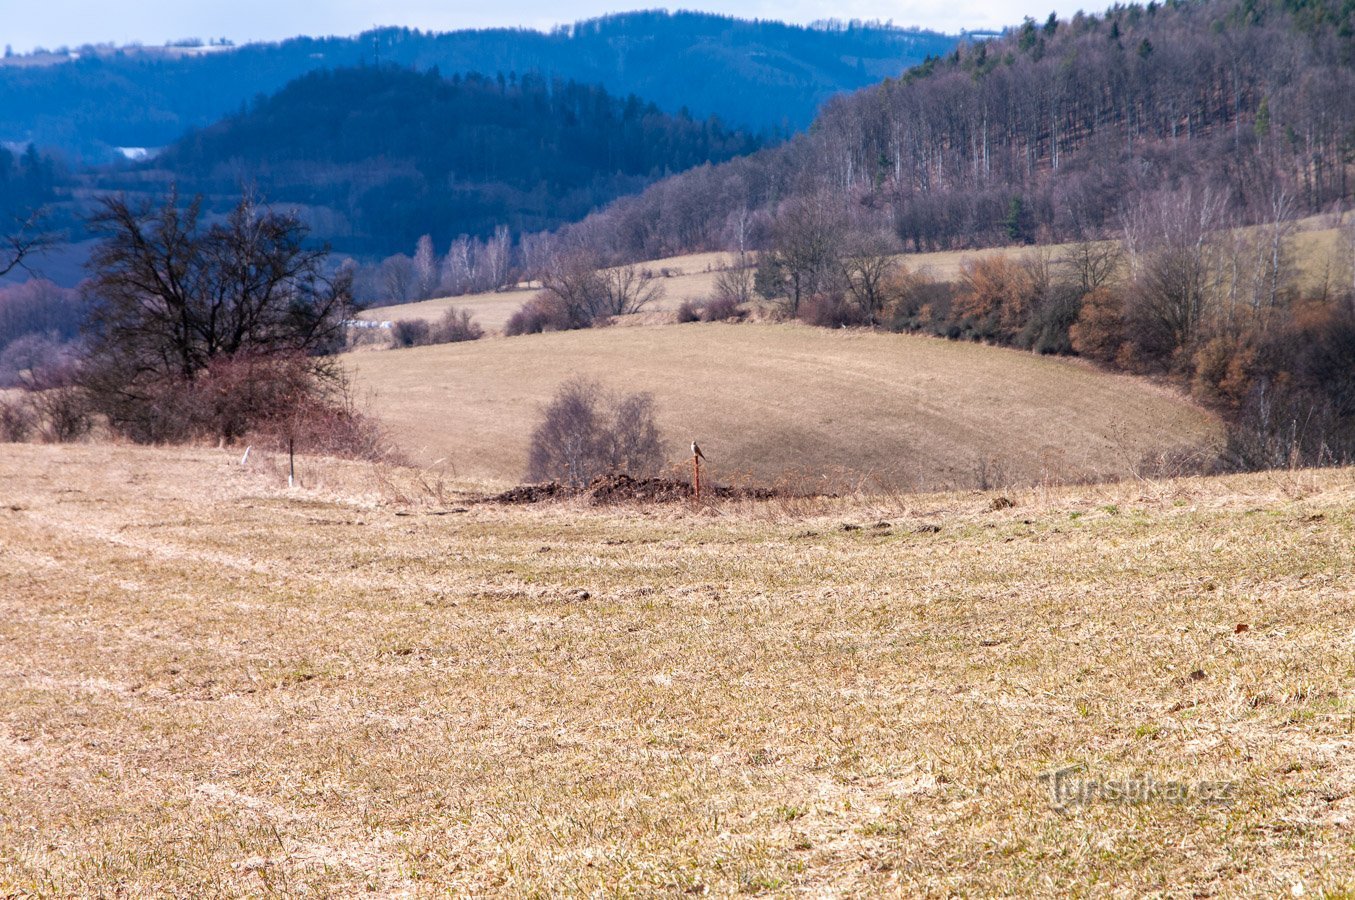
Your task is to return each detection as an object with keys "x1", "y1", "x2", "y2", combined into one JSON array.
[
  {"x1": 1, "y1": 443, "x2": 1353, "y2": 895},
  {"x1": 346, "y1": 322, "x2": 1220, "y2": 489}
]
